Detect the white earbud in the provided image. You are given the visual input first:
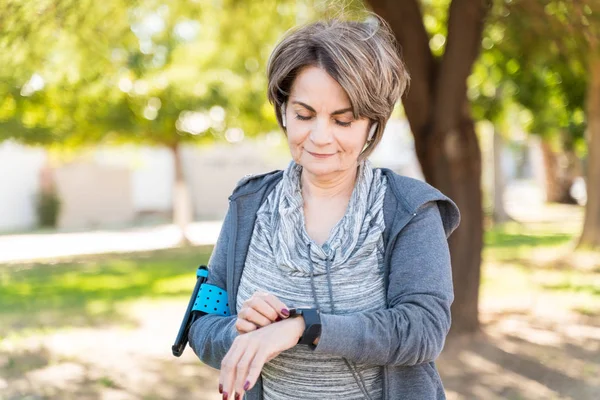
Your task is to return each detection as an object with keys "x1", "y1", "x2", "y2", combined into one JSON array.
[
  {"x1": 368, "y1": 122, "x2": 378, "y2": 141},
  {"x1": 281, "y1": 102, "x2": 287, "y2": 128}
]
